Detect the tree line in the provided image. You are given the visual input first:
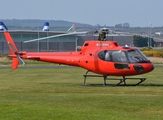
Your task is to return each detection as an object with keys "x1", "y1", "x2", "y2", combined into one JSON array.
[{"x1": 133, "y1": 35, "x2": 156, "y2": 47}]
